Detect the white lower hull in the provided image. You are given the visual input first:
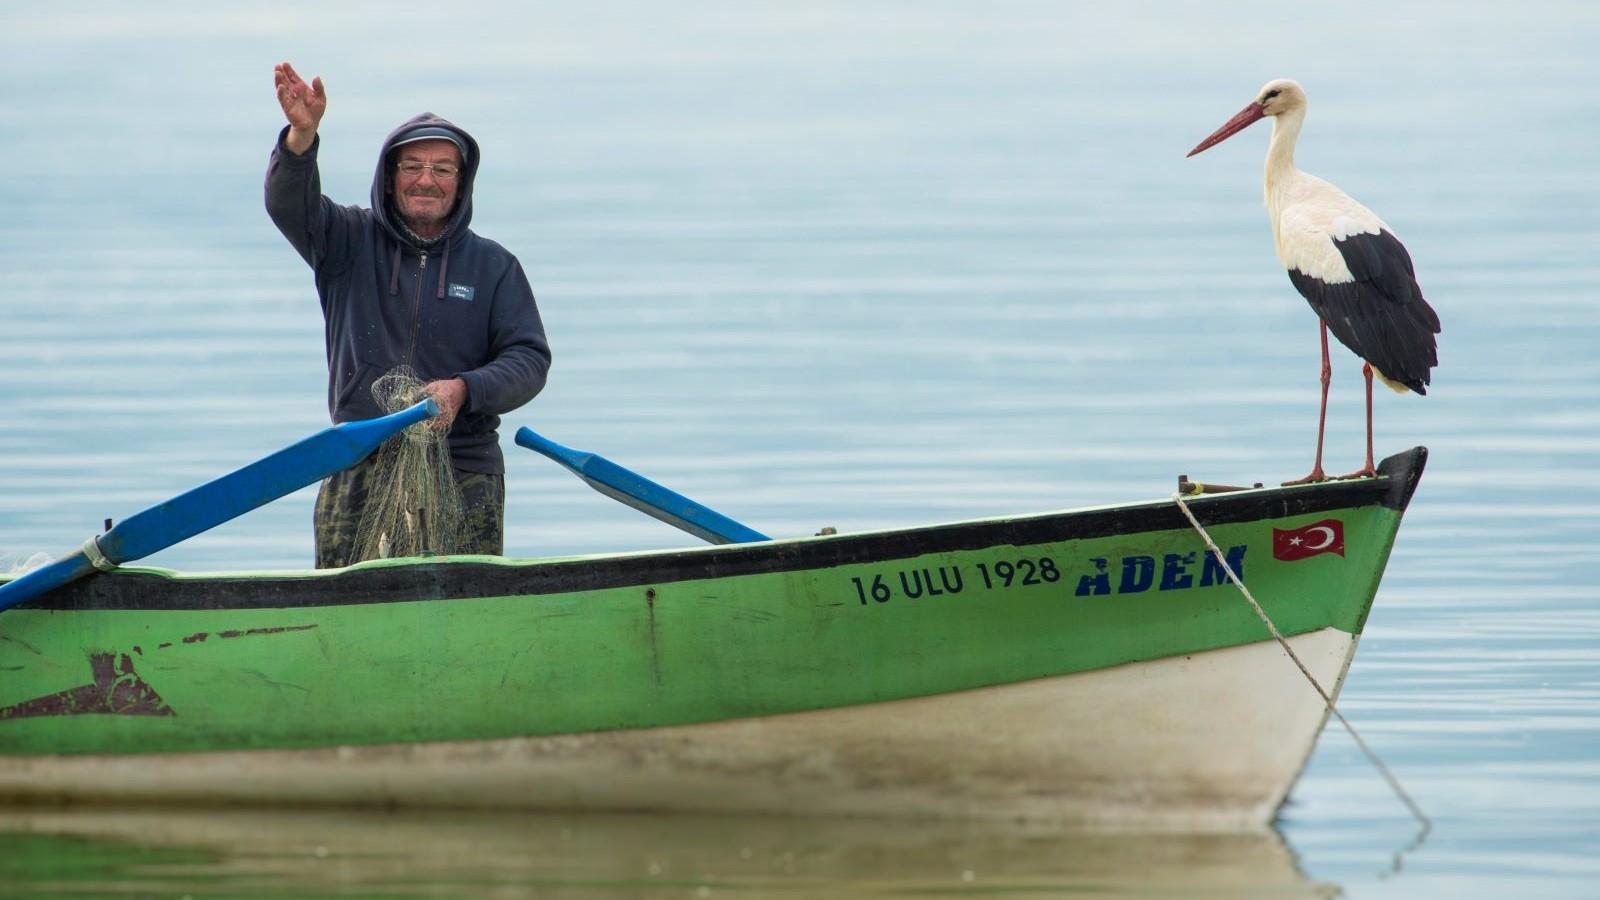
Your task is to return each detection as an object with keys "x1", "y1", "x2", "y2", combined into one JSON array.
[{"x1": 2, "y1": 628, "x2": 1357, "y2": 828}]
